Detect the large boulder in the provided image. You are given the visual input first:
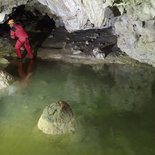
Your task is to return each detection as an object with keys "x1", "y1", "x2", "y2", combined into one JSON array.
[
  {"x1": 38, "y1": 101, "x2": 76, "y2": 135},
  {"x1": 0, "y1": 70, "x2": 14, "y2": 90}
]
